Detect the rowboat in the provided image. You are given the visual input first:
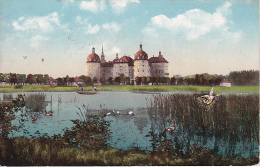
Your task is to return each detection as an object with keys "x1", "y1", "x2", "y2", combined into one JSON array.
[{"x1": 77, "y1": 91, "x2": 98, "y2": 95}]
